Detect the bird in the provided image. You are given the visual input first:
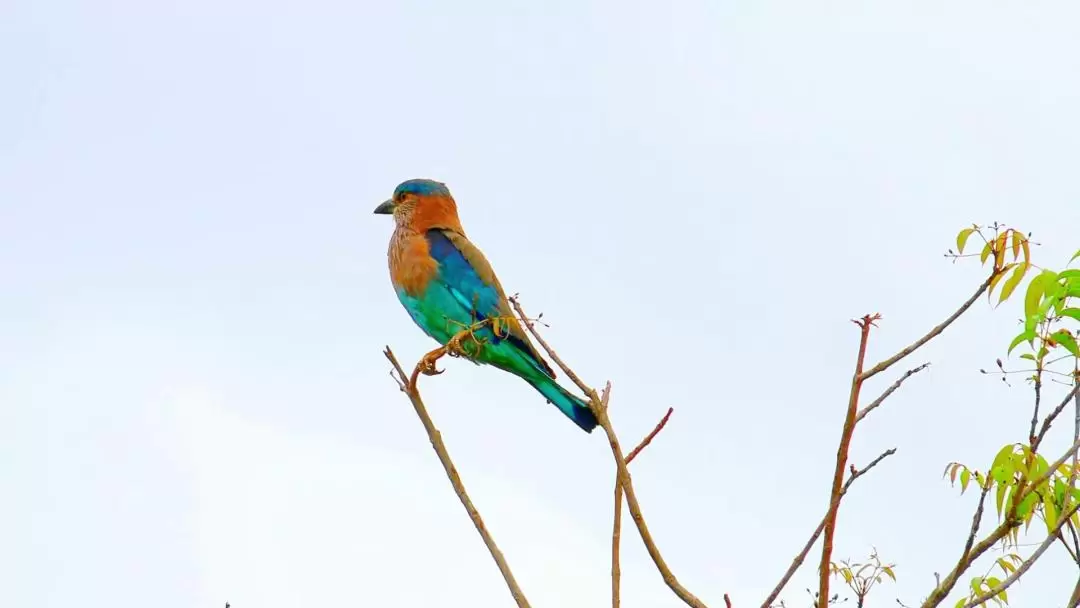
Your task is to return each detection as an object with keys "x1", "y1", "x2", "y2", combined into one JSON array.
[{"x1": 374, "y1": 178, "x2": 598, "y2": 433}]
